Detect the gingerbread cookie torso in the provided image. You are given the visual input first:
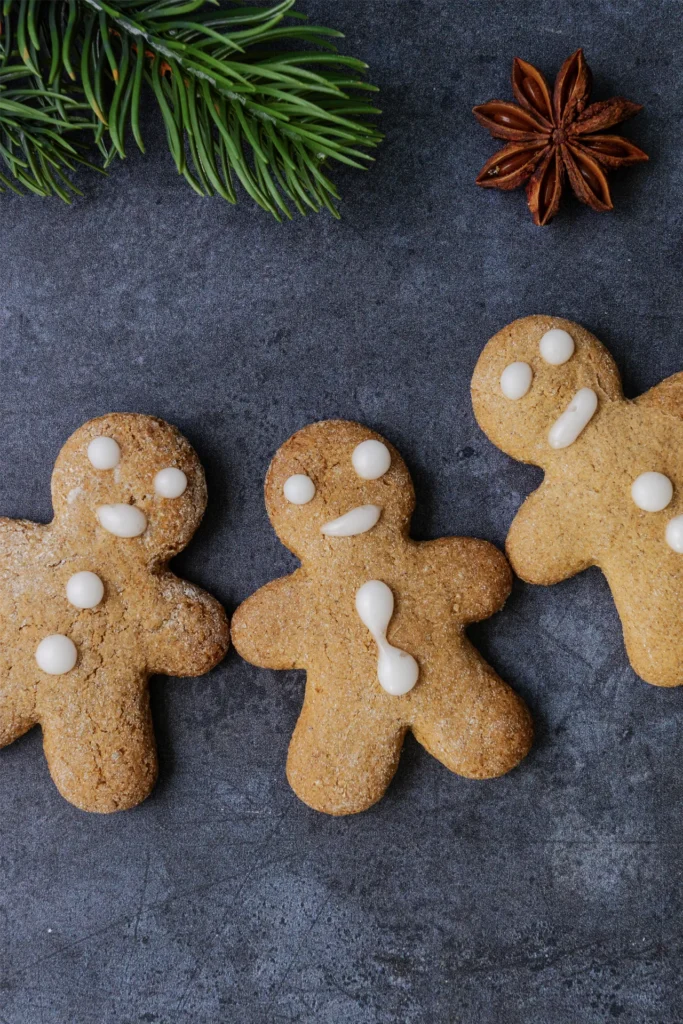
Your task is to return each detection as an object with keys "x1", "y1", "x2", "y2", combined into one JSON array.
[
  {"x1": 0, "y1": 414, "x2": 229, "y2": 812},
  {"x1": 231, "y1": 420, "x2": 532, "y2": 816},
  {"x1": 472, "y1": 314, "x2": 683, "y2": 687}
]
